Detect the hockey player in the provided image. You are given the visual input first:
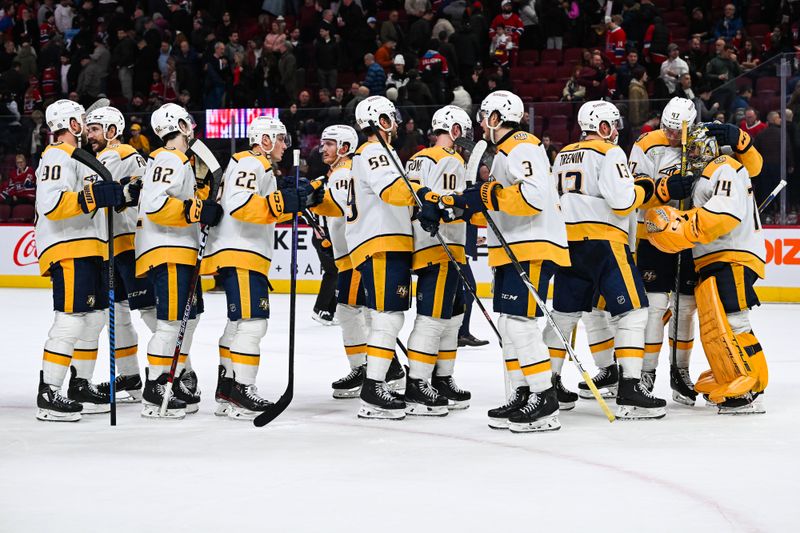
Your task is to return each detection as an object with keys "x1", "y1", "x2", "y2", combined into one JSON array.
[
  {"x1": 136, "y1": 103, "x2": 223, "y2": 419},
  {"x1": 442, "y1": 90, "x2": 571, "y2": 432},
  {"x1": 201, "y1": 115, "x2": 314, "y2": 419},
  {"x1": 404, "y1": 105, "x2": 473, "y2": 415},
  {"x1": 645, "y1": 125, "x2": 767, "y2": 414},
  {"x1": 35, "y1": 99, "x2": 125, "y2": 421},
  {"x1": 543, "y1": 100, "x2": 667, "y2": 420},
  {"x1": 85, "y1": 106, "x2": 152, "y2": 403},
  {"x1": 630, "y1": 97, "x2": 763, "y2": 405},
  {"x1": 347, "y1": 96, "x2": 442, "y2": 420}
]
